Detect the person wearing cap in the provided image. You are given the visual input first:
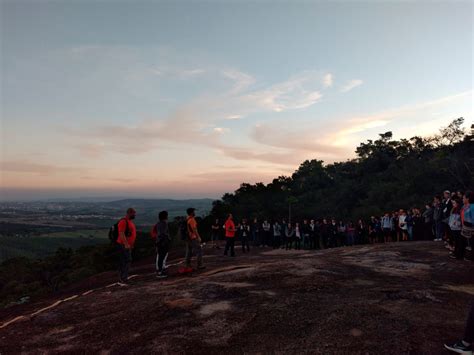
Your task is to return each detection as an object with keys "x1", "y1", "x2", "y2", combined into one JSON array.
[
  {"x1": 117, "y1": 208, "x2": 137, "y2": 285},
  {"x1": 442, "y1": 190, "x2": 454, "y2": 244},
  {"x1": 185, "y1": 208, "x2": 205, "y2": 270}
]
